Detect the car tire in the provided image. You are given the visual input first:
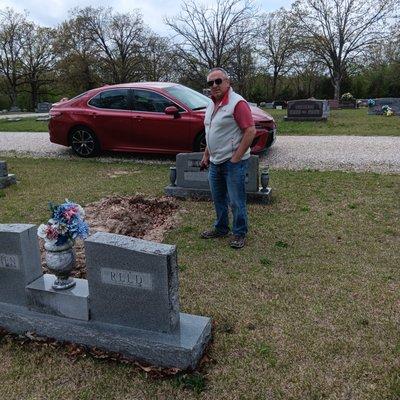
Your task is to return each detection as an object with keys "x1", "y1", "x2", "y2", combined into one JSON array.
[
  {"x1": 69, "y1": 127, "x2": 100, "y2": 157},
  {"x1": 193, "y1": 131, "x2": 206, "y2": 152}
]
